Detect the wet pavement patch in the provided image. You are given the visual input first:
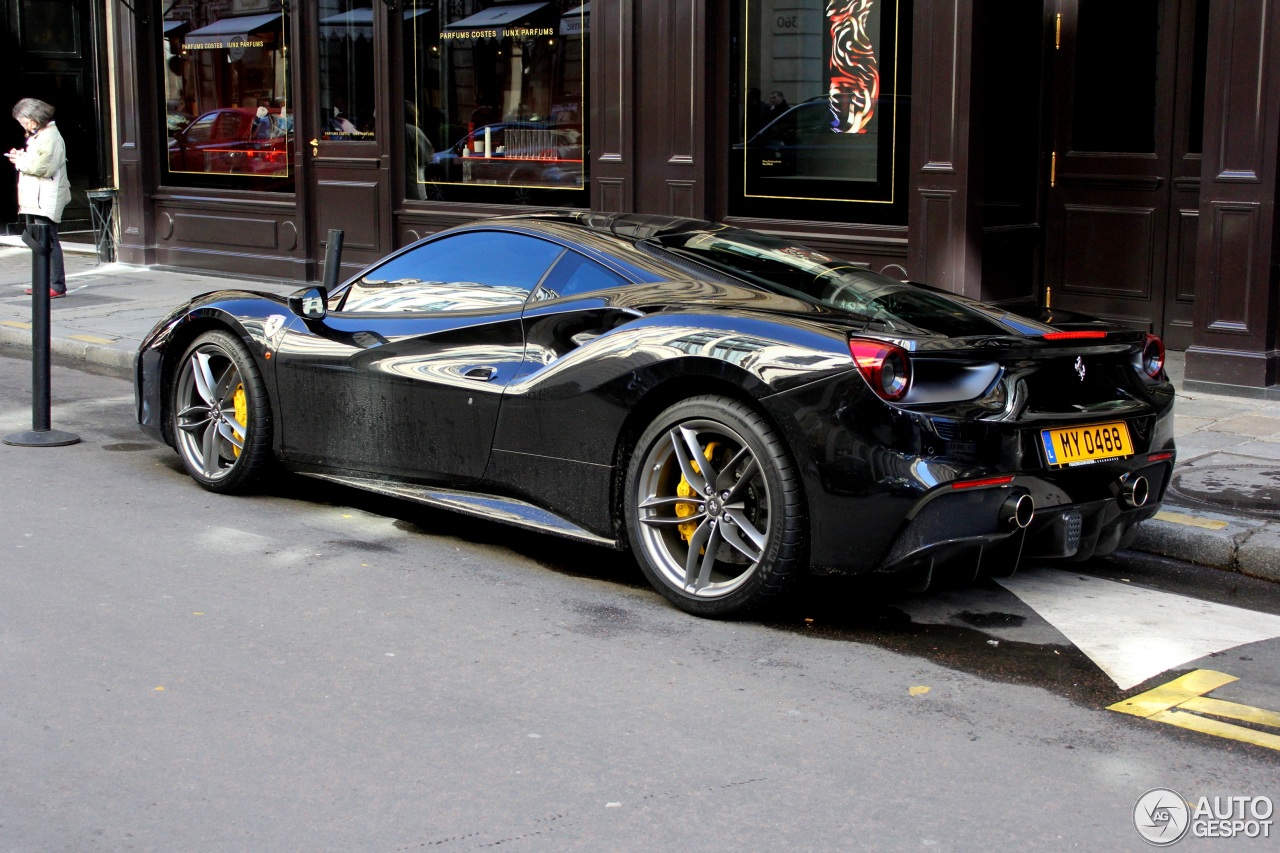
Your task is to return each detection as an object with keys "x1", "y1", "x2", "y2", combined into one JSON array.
[
  {"x1": 323, "y1": 538, "x2": 398, "y2": 553},
  {"x1": 957, "y1": 610, "x2": 1027, "y2": 629},
  {"x1": 568, "y1": 602, "x2": 642, "y2": 638},
  {"x1": 47, "y1": 293, "x2": 126, "y2": 307},
  {"x1": 1170, "y1": 464, "x2": 1280, "y2": 518}
]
